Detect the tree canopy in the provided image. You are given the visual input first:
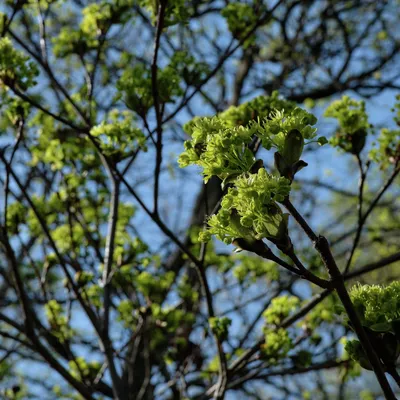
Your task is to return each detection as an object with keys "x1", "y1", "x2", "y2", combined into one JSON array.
[{"x1": 0, "y1": 1, "x2": 399, "y2": 399}]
